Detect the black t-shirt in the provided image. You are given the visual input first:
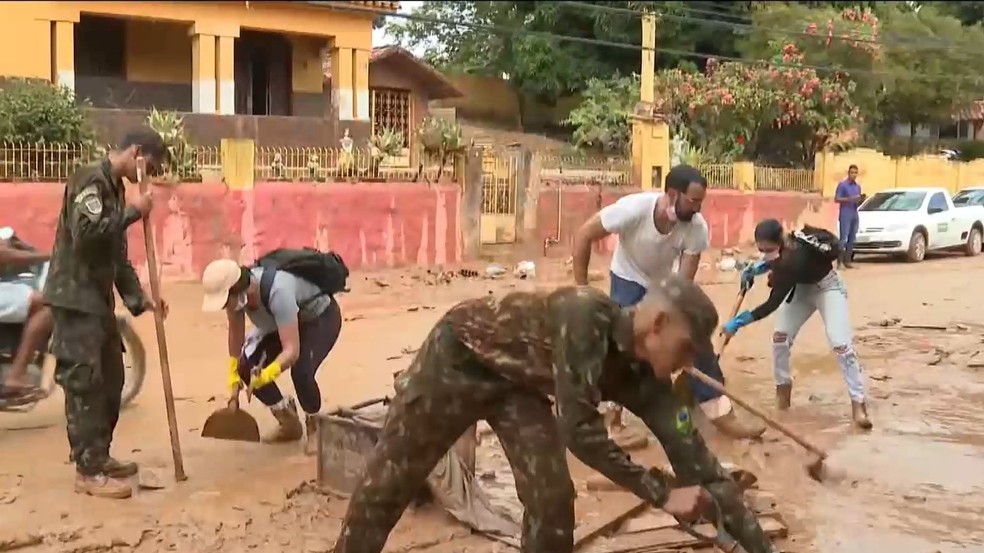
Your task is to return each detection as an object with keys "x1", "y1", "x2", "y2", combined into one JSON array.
[{"x1": 750, "y1": 228, "x2": 840, "y2": 321}]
